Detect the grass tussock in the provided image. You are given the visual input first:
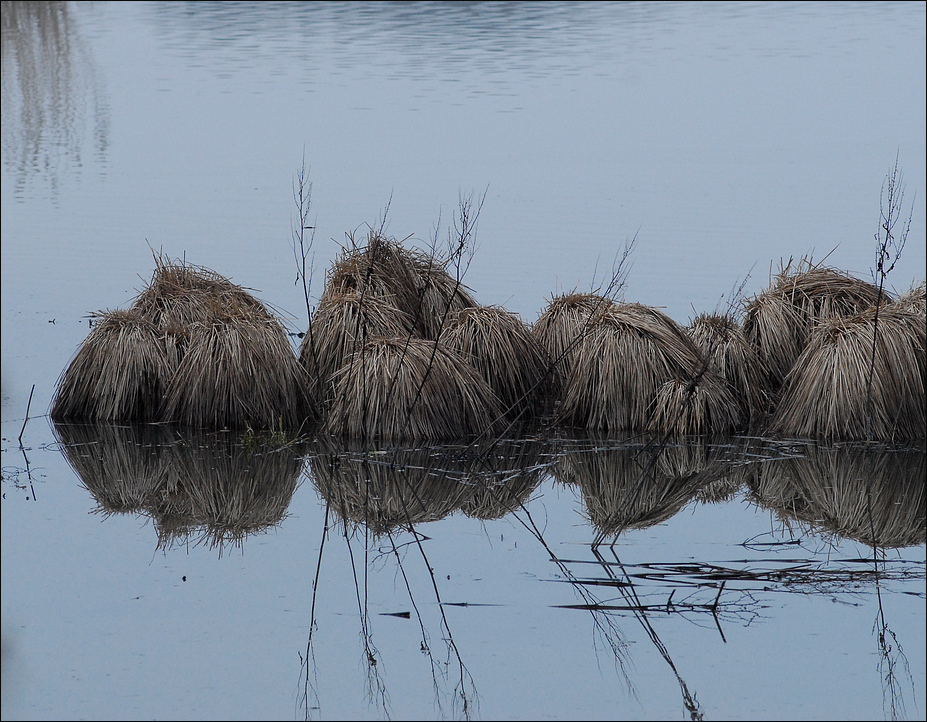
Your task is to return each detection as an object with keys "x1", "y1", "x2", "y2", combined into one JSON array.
[
  {"x1": 440, "y1": 305, "x2": 556, "y2": 420},
  {"x1": 688, "y1": 312, "x2": 767, "y2": 426},
  {"x1": 770, "y1": 303, "x2": 926, "y2": 441},
  {"x1": 555, "y1": 302, "x2": 736, "y2": 434},
  {"x1": 325, "y1": 337, "x2": 504, "y2": 441},
  {"x1": 532, "y1": 292, "x2": 616, "y2": 378},
  {"x1": 321, "y1": 230, "x2": 477, "y2": 340},
  {"x1": 742, "y1": 259, "x2": 887, "y2": 395},
  {"x1": 50, "y1": 309, "x2": 170, "y2": 422},
  {"x1": 894, "y1": 280, "x2": 926, "y2": 316},
  {"x1": 298, "y1": 290, "x2": 414, "y2": 404},
  {"x1": 51, "y1": 255, "x2": 312, "y2": 430}
]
